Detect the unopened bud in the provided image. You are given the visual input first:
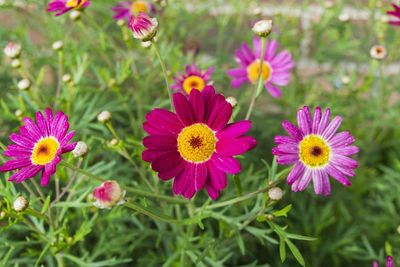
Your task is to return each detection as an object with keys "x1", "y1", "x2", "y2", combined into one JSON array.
[
  {"x1": 52, "y1": 41, "x2": 63, "y2": 51},
  {"x1": 3, "y1": 42, "x2": 21, "y2": 59},
  {"x1": 268, "y1": 187, "x2": 283, "y2": 201},
  {"x1": 341, "y1": 75, "x2": 350, "y2": 85},
  {"x1": 117, "y1": 19, "x2": 125, "y2": 27},
  {"x1": 338, "y1": 13, "x2": 350, "y2": 22},
  {"x1": 72, "y1": 141, "x2": 88, "y2": 157},
  {"x1": 17, "y1": 79, "x2": 31, "y2": 90},
  {"x1": 62, "y1": 74, "x2": 72, "y2": 83},
  {"x1": 141, "y1": 41, "x2": 152, "y2": 48},
  {"x1": 97, "y1": 111, "x2": 112, "y2": 123},
  {"x1": 15, "y1": 109, "x2": 23, "y2": 118},
  {"x1": 69, "y1": 10, "x2": 81, "y2": 21},
  {"x1": 252, "y1": 19, "x2": 273, "y2": 37},
  {"x1": 13, "y1": 196, "x2": 29, "y2": 212},
  {"x1": 92, "y1": 180, "x2": 126, "y2": 209},
  {"x1": 109, "y1": 138, "x2": 119, "y2": 146},
  {"x1": 11, "y1": 59, "x2": 21, "y2": 68}
]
